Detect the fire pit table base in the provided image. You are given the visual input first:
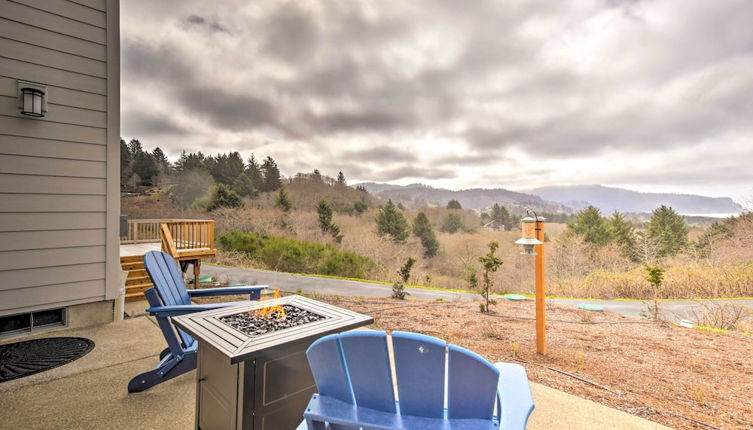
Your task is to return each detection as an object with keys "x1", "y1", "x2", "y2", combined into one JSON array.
[{"x1": 173, "y1": 295, "x2": 373, "y2": 430}]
